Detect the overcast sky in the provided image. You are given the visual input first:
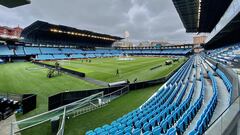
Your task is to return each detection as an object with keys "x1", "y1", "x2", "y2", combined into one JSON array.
[{"x1": 0, "y1": 0, "x2": 194, "y2": 43}]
